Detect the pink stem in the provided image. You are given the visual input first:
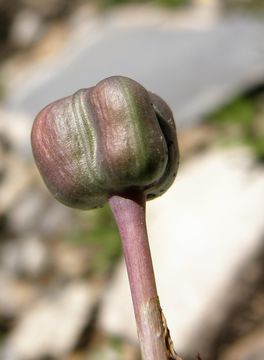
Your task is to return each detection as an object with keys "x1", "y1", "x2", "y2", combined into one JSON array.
[{"x1": 109, "y1": 192, "x2": 179, "y2": 360}]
